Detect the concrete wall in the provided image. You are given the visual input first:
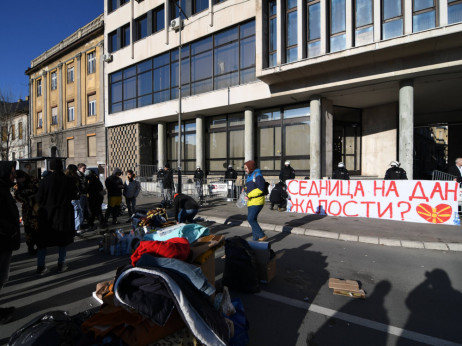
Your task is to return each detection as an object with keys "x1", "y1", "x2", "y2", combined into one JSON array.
[{"x1": 362, "y1": 103, "x2": 398, "y2": 178}]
